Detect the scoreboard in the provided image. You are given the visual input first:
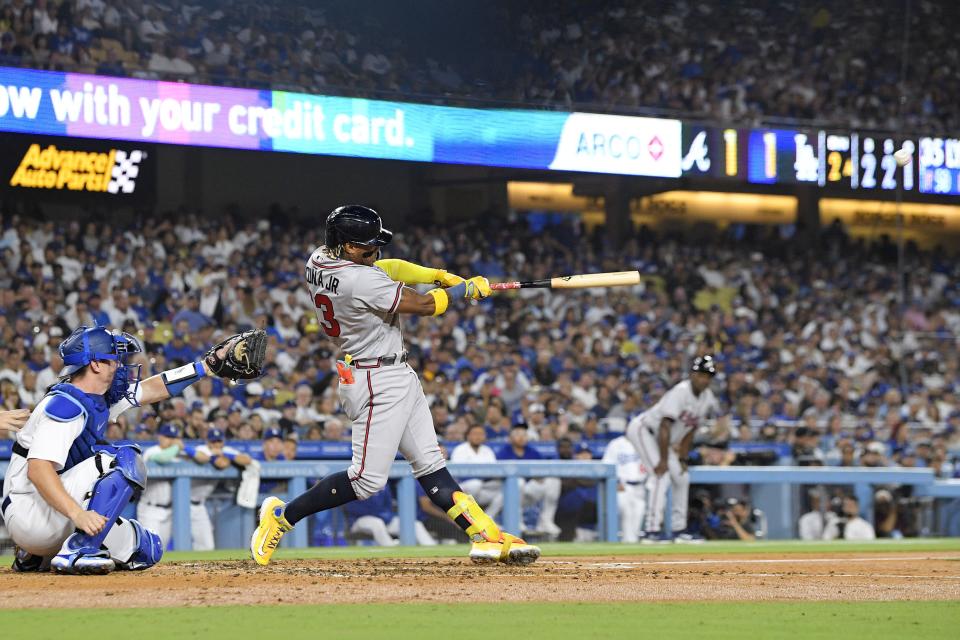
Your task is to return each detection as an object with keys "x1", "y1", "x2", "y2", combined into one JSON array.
[
  {"x1": 918, "y1": 137, "x2": 960, "y2": 195},
  {"x1": 680, "y1": 124, "x2": 941, "y2": 195}
]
